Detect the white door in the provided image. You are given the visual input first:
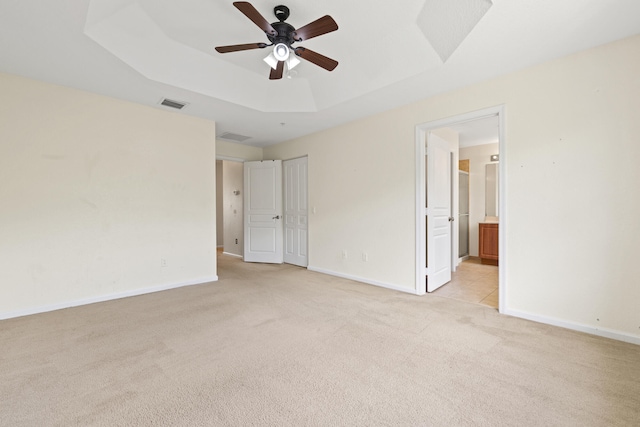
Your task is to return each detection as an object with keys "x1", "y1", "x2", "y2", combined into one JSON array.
[
  {"x1": 426, "y1": 132, "x2": 452, "y2": 292},
  {"x1": 283, "y1": 157, "x2": 308, "y2": 267},
  {"x1": 243, "y1": 160, "x2": 283, "y2": 263}
]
